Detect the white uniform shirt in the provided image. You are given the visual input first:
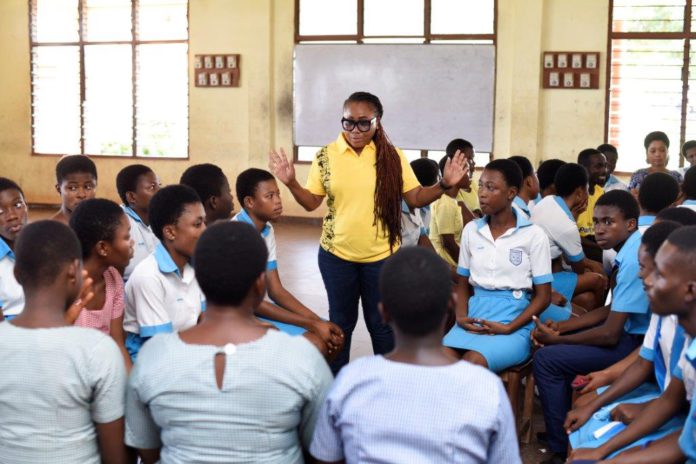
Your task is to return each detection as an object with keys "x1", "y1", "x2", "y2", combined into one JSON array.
[
  {"x1": 640, "y1": 314, "x2": 684, "y2": 389},
  {"x1": 457, "y1": 209, "x2": 553, "y2": 291},
  {"x1": 676, "y1": 336, "x2": 696, "y2": 400},
  {"x1": 124, "y1": 243, "x2": 204, "y2": 337},
  {"x1": 0, "y1": 238, "x2": 23, "y2": 319},
  {"x1": 232, "y1": 209, "x2": 277, "y2": 271},
  {"x1": 512, "y1": 196, "x2": 532, "y2": 220},
  {"x1": 122, "y1": 207, "x2": 160, "y2": 282},
  {"x1": 530, "y1": 196, "x2": 585, "y2": 263},
  {"x1": 400, "y1": 200, "x2": 427, "y2": 248}
]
